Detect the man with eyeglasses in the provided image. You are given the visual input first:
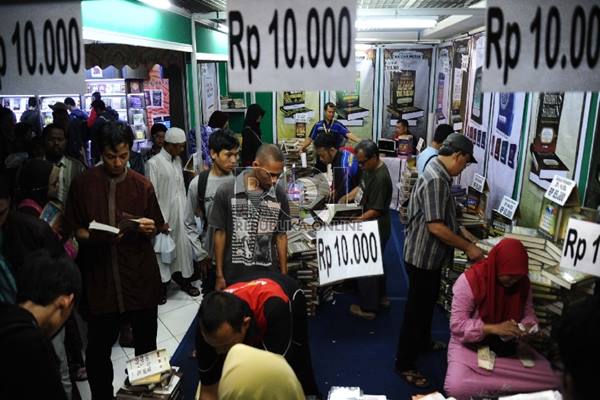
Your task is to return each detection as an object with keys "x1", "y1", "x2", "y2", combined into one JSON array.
[
  {"x1": 209, "y1": 144, "x2": 290, "y2": 291},
  {"x1": 338, "y1": 140, "x2": 393, "y2": 320},
  {"x1": 395, "y1": 133, "x2": 484, "y2": 388}
]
